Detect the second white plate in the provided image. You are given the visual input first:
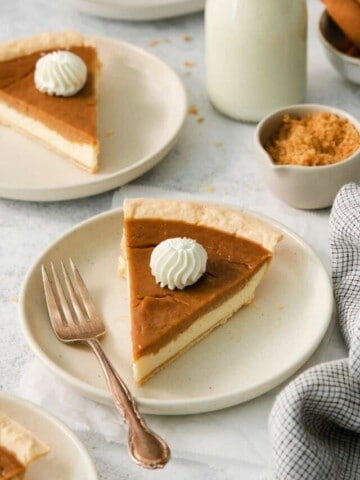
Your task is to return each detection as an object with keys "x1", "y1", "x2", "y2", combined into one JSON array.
[
  {"x1": 69, "y1": 0, "x2": 205, "y2": 21},
  {"x1": 20, "y1": 206, "x2": 333, "y2": 415},
  {"x1": 0, "y1": 36, "x2": 187, "y2": 201}
]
